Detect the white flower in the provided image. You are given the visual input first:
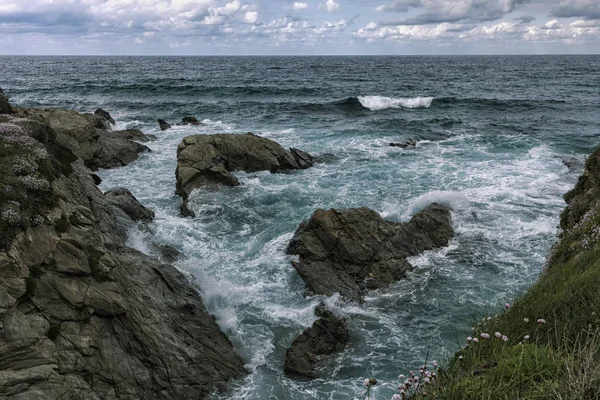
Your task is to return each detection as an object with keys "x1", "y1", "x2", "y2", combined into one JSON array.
[
  {"x1": 363, "y1": 378, "x2": 370, "y2": 387},
  {"x1": 487, "y1": 317, "x2": 492, "y2": 321},
  {"x1": 467, "y1": 336, "x2": 472, "y2": 342},
  {"x1": 432, "y1": 360, "x2": 439, "y2": 368},
  {"x1": 481, "y1": 333, "x2": 490, "y2": 339},
  {"x1": 524, "y1": 318, "x2": 529, "y2": 323},
  {"x1": 392, "y1": 395, "x2": 402, "y2": 400},
  {"x1": 398, "y1": 374, "x2": 405, "y2": 380},
  {"x1": 505, "y1": 303, "x2": 511, "y2": 309},
  {"x1": 502, "y1": 335, "x2": 509, "y2": 342},
  {"x1": 472, "y1": 338, "x2": 479, "y2": 343},
  {"x1": 458, "y1": 355, "x2": 463, "y2": 360},
  {"x1": 537, "y1": 319, "x2": 546, "y2": 324},
  {"x1": 495, "y1": 332, "x2": 502, "y2": 338},
  {"x1": 524, "y1": 335, "x2": 530, "y2": 340},
  {"x1": 424, "y1": 377, "x2": 430, "y2": 384}
]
